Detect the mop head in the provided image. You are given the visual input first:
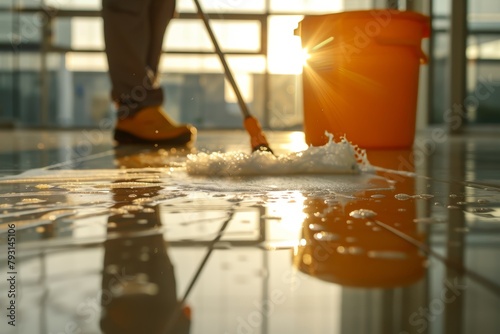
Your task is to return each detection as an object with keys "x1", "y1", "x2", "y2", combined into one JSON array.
[{"x1": 186, "y1": 133, "x2": 372, "y2": 176}]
